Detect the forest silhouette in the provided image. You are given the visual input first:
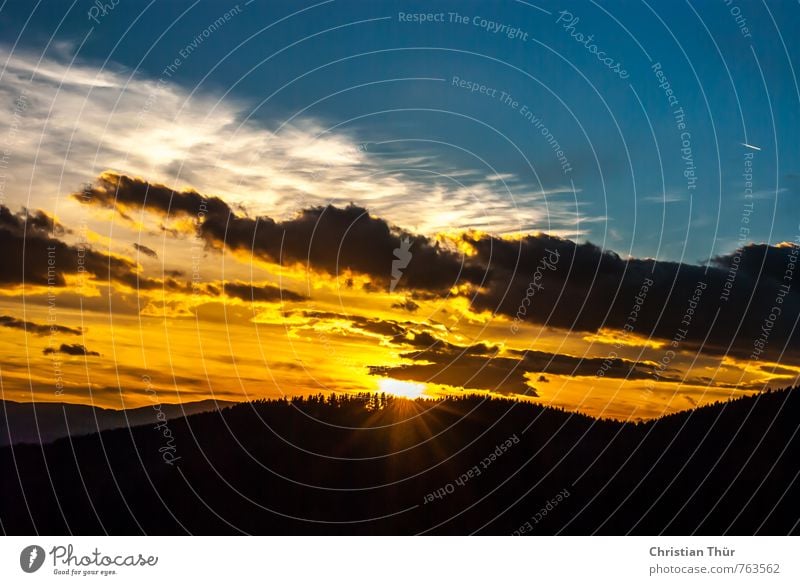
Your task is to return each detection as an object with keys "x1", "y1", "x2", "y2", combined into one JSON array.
[{"x1": 1, "y1": 387, "x2": 798, "y2": 535}]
